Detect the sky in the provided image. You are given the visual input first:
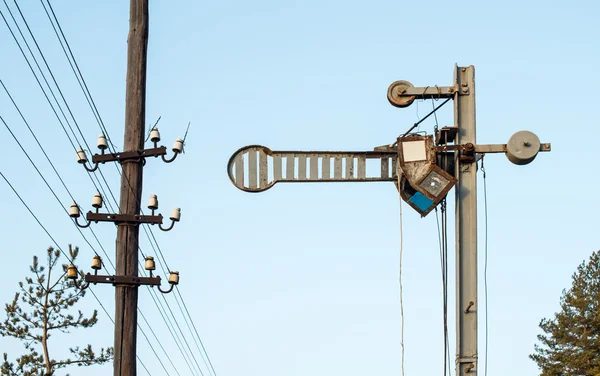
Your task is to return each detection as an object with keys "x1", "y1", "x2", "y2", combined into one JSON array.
[{"x1": 0, "y1": 1, "x2": 598, "y2": 375}]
